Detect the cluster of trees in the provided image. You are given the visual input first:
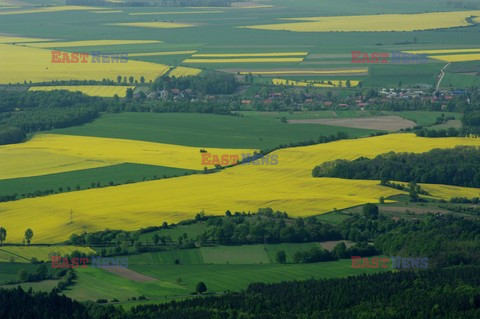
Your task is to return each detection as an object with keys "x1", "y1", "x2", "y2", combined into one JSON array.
[
  {"x1": 312, "y1": 146, "x2": 480, "y2": 188},
  {"x1": 339, "y1": 205, "x2": 480, "y2": 267},
  {"x1": 0, "y1": 227, "x2": 33, "y2": 245},
  {"x1": 152, "y1": 73, "x2": 238, "y2": 95},
  {"x1": 0, "y1": 90, "x2": 101, "y2": 144},
  {"x1": 462, "y1": 110, "x2": 480, "y2": 135},
  {"x1": 0, "y1": 126, "x2": 25, "y2": 144},
  {"x1": 3, "y1": 266, "x2": 480, "y2": 318},
  {"x1": 290, "y1": 242, "x2": 377, "y2": 264},
  {"x1": 198, "y1": 208, "x2": 341, "y2": 245},
  {"x1": 415, "y1": 127, "x2": 460, "y2": 137}
]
